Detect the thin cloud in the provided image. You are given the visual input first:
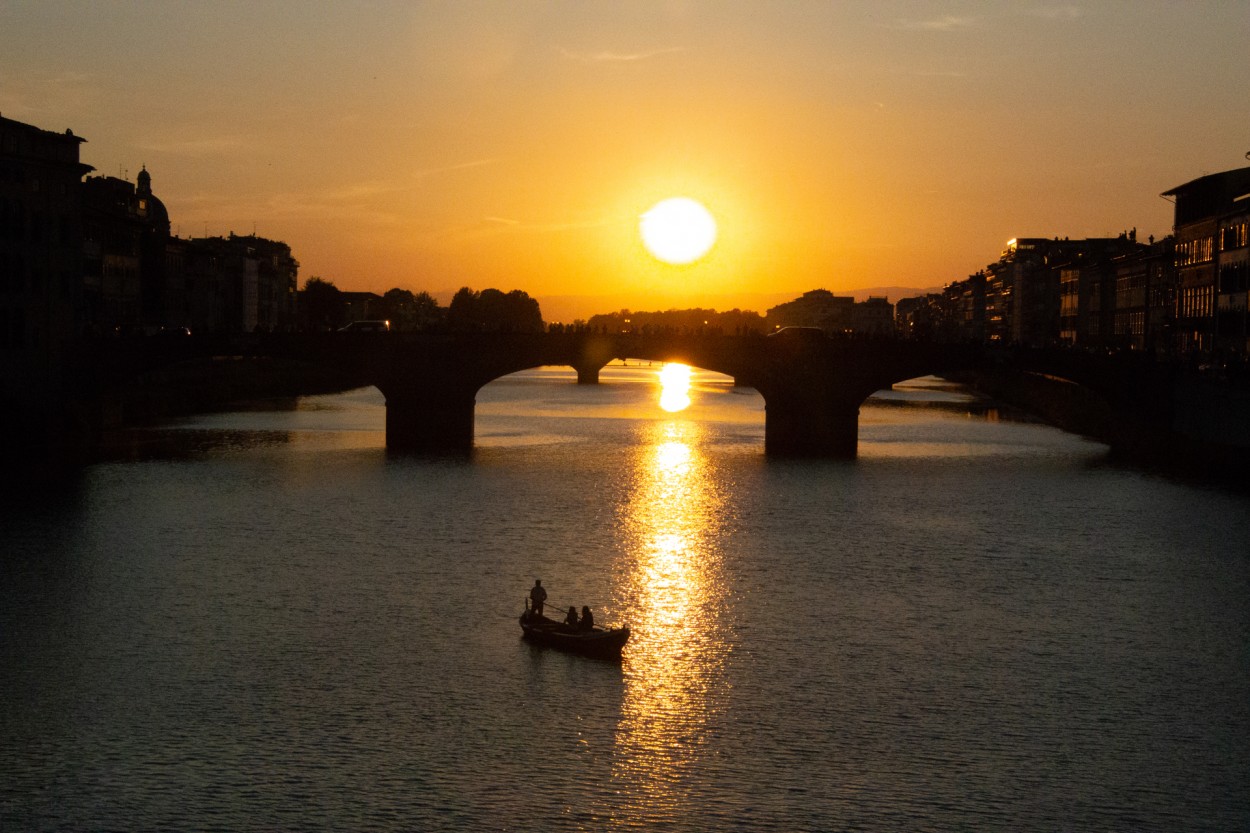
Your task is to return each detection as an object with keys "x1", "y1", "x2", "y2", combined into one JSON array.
[
  {"x1": 316, "y1": 180, "x2": 409, "y2": 203},
  {"x1": 480, "y1": 215, "x2": 612, "y2": 233},
  {"x1": 1027, "y1": 5, "x2": 1084, "y2": 20},
  {"x1": 413, "y1": 158, "x2": 500, "y2": 178},
  {"x1": 246, "y1": 162, "x2": 500, "y2": 218},
  {"x1": 172, "y1": 180, "x2": 411, "y2": 227},
  {"x1": 440, "y1": 212, "x2": 617, "y2": 244},
  {"x1": 135, "y1": 135, "x2": 248, "y2": 157},
  {"x1": 897, "y1": 15, "x2": 980, "y2": 31},
  {"x1": 0, "y1": 71, "x2": 94, "y2": 120},
  {"x1": 558, "y1": 46, "x2": 684, "y2": 63}
]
